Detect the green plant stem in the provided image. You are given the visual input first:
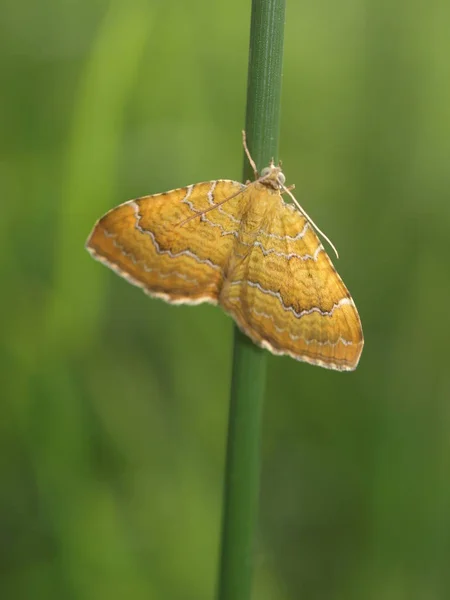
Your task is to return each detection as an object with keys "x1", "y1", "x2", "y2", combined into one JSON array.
[{"x1": 217, "y1": 1, "x2": 286, "y2": 599}]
